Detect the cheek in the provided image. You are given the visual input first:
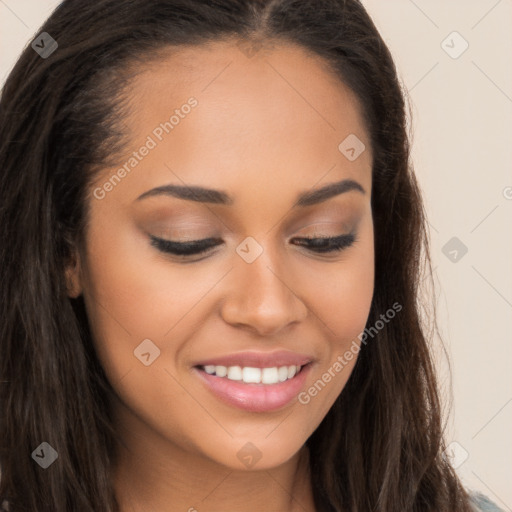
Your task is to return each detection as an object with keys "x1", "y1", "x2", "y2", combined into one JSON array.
[
  {"x1": 79, "y1": 215, "x2": 231, "y2": 382},
  {"x1": 304, "y1": 215, "x2": 374, "y2": 346},
  {"x1": 293, "y1": 224, "x2": 373, "y2": 433},
  {"x1": 81, "y1": 209, "x2": 201, "y2": 332}
]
